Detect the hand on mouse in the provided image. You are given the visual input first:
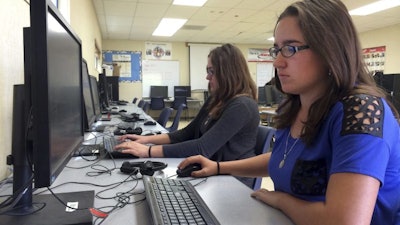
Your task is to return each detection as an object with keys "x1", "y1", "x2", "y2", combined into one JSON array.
[{"x1": 178, "y1": 155, "x2": 219, "y2": 178}]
